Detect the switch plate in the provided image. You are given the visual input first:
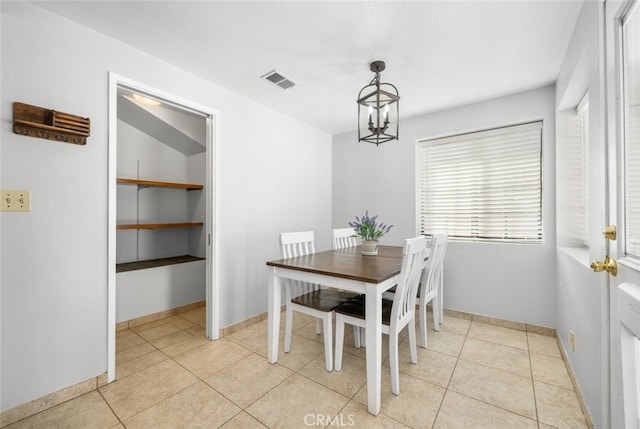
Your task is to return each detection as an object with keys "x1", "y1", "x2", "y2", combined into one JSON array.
[{"x1": 1, "y1": 190, "x2": 31, "y2": 212}]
